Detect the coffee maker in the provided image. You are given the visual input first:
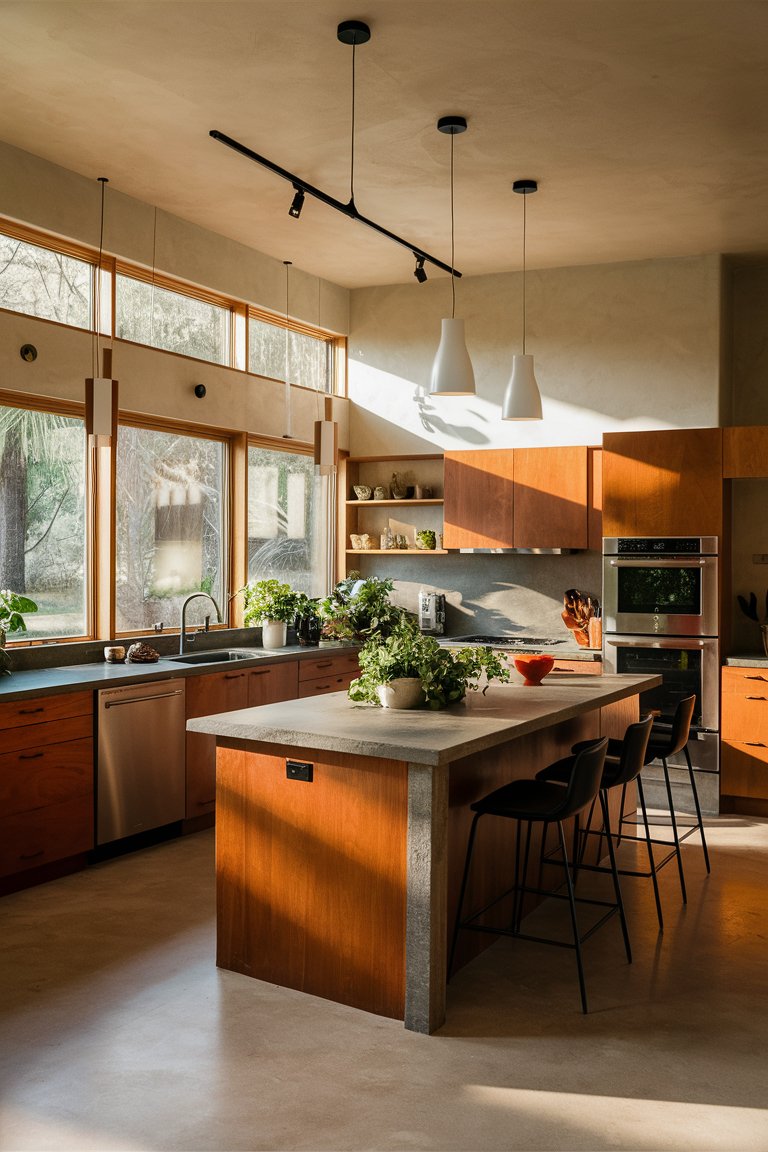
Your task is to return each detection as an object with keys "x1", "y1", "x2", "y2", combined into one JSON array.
[{"x1": 418, "y1": 590, "x2": 446, "y2": 635}]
